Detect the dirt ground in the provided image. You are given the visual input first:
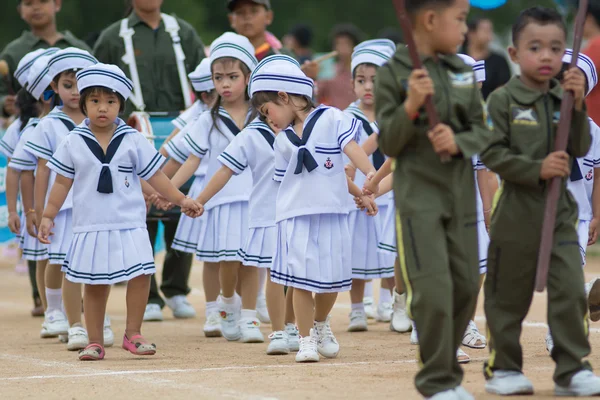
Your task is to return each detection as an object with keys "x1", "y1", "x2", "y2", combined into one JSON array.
[{"x1": 0, "y1": 252, "x2": 599, "y2": 400}]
